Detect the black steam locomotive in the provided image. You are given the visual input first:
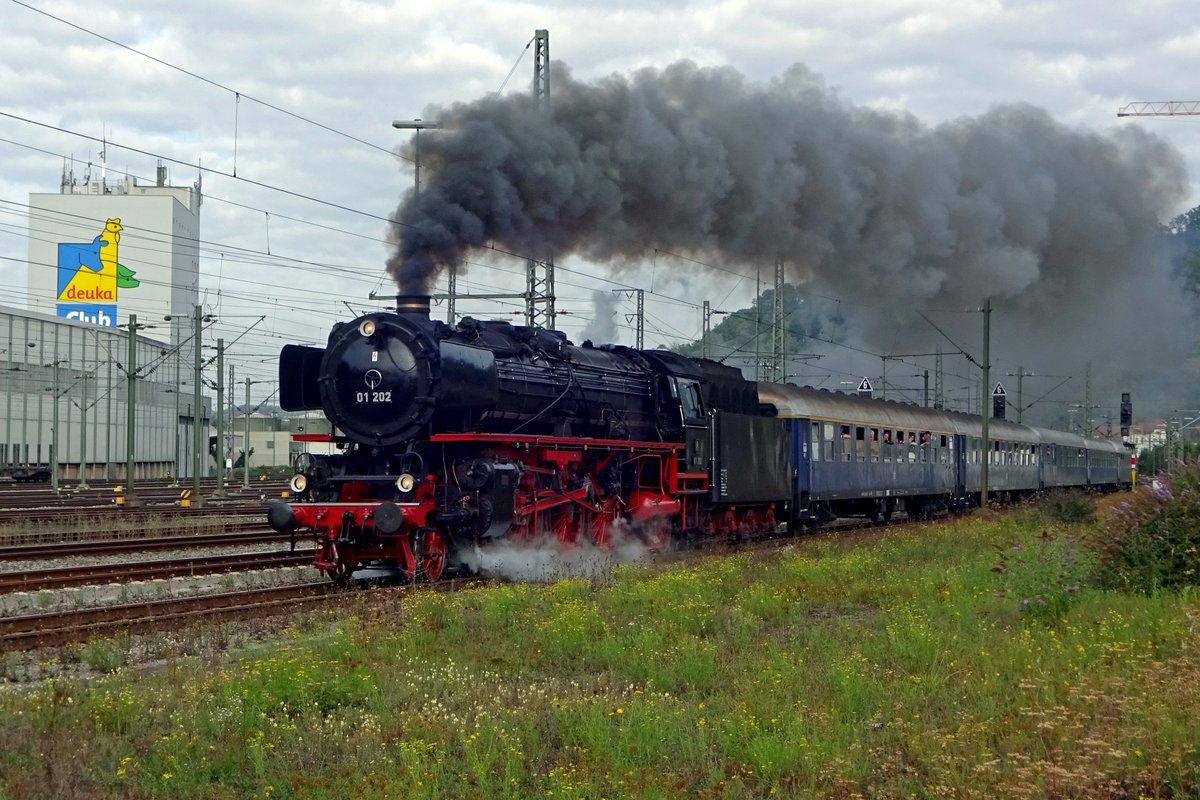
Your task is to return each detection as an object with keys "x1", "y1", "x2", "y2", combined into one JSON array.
[{"x1": 269, "y1": 294, "x2": 1131, "y2": 583}]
